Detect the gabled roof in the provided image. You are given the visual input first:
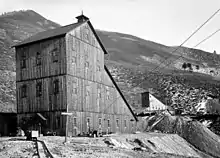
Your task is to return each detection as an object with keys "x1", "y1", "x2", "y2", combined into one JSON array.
[
  {"x1": 13, "y1": 22, "x2": 84, "y2": 47},
  {"x1": 13, "y1": 20, "x2": 108, "y2": 55}
]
